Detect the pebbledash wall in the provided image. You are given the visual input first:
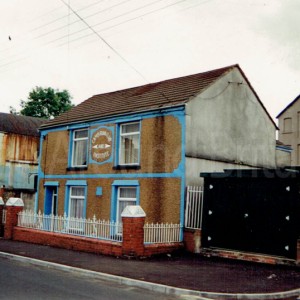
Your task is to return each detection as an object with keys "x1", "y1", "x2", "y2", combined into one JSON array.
[{"x1": 36, "y1": 107, "x2": 186, "y2": 228}]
